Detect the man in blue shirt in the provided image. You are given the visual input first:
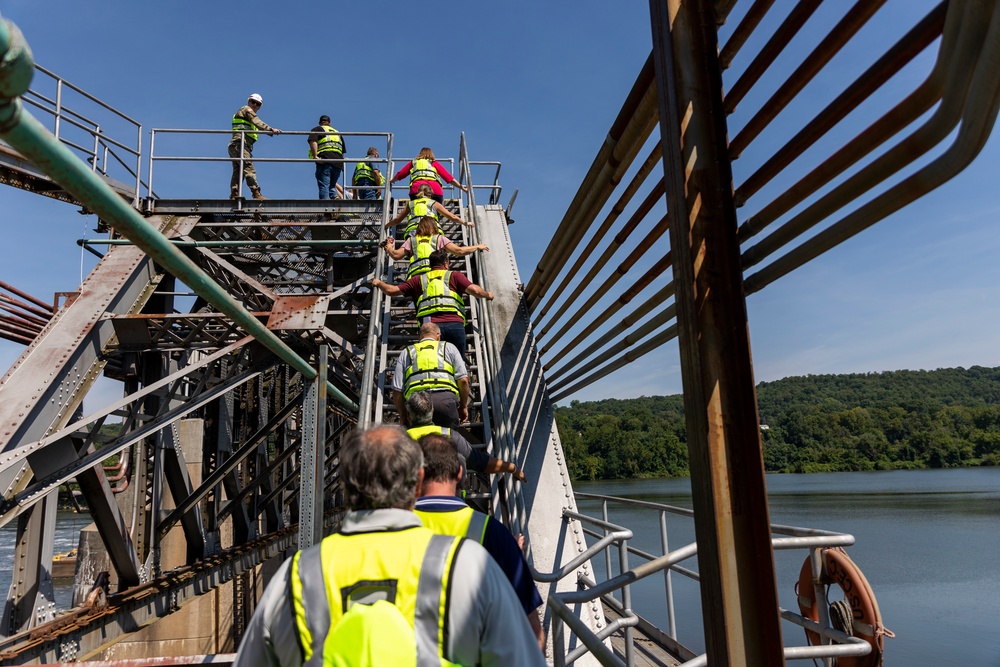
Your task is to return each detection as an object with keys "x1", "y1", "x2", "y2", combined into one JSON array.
[{"x1": 414, "y1": 433, "x2": 545, "y2": 651}]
